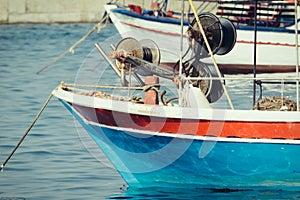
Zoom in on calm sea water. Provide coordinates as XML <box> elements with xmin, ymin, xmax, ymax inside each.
<box><xmin>0</xmin><ymin>23</ymin><xmax>299</xmax><ymax>199</ymax></box>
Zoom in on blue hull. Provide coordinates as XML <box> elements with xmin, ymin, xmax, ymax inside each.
<box><xmin>61</xmin><ymin>100</ymin><xmax>300</xmax><ymax>190</ymax></box>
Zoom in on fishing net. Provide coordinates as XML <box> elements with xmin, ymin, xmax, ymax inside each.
<box><xmin>253</xmin><ymin>96</ymin><xmax>297</xmax><ymax>111</ymax></box>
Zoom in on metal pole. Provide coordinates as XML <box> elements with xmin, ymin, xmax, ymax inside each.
<box><xmin>95</xmin><ymin>43</ymin><xmax>122</xmax><ymax>77</ymax></box>
<box><xmin>178</xmin><ymin>0</ymin><xmax>185</xmax><ymax>106</ymax></box>
<box><xmin>295</xmin><ymin>1</ymin><xmax>299</xmax><ymax>111</ymax></box>
<box><xmin>253</xmin><ymin>0</ymin><xmax>258</xmax><ymax>107</ymax></box>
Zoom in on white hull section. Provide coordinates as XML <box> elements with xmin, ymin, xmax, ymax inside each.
<box><xmin>105</xmin><ymin>5</ymin><xmax>300</xmax><ymax>68</ymax></box>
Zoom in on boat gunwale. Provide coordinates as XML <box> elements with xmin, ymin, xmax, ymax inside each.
<box><xmin>107</xmin><ymin>4</ymin><xmax>300</xmax><ymax>34</ymax></box>
<box><xmin>52</xmin><ymin>85</ymin><xmax>300</xmax><ymax>123</ymax></box>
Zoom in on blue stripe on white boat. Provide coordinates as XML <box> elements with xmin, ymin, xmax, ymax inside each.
<box><xmin>112</xmin><ymin>8</ymin><xmax>300</xmax><ymax>34</ymax></box>
<box><xmin>113</xmin><ymin>8</ymin><xmax>193</xmax><ymax>26</ymax></box>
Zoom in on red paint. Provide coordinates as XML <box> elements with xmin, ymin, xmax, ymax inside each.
<box><xmin>144</xmin><ymin>76</ymin><xmax>159</xmax><ymax>105</ymax></box>
<box><xmin>128</xmin><ymin>4</ymin><xmax>142</xmax><ymax>15</ymax></box>
<box><xmin>72</xmin><ymin>104</ymin><xmax>300</xmax><ymax>140</ymax></box>
<box><xmin>121</xmin><ymin>21</ymin><xmax>183</xmax><ymax>37</ymax></box>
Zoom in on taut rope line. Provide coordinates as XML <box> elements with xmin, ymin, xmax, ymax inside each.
<box><xmin>188</xmin><ymin>0</ymin><xmax>235</xmax><ymax>110</ymax></box>
<box><xmin>36</xmin><ymin>15</ymin><xmax>109</xmax><ymax>75</ymax></box>
<box><xmin>0</xmin><ymin>93</ymin><xmax>53</xmax><ymax>172</ymax></box>
<box><xmin>62</xmin><ymin>82</ymin><xmax>160</xmax><ymax>91</ymax></box>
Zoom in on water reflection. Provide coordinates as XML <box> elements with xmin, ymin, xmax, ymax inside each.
<box><xmin>109</xmin><ymin>186</ymin><xmax>300</xmax><ymax>200</ymax></box>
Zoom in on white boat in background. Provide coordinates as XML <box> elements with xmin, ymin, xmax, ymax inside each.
<box><xmin>104</xmin><ymin>0</ymin><xmax>300</xmax><ymax>74</ymax></box>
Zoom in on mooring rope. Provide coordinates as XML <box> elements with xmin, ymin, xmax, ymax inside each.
<box><xmin>0</xmin><ymin>93</ymin><xmax>53</xmax><ymax>172</ymax></box>
<box><xmin>36</xmin><ymin>15</ymin><xmax>109</xmax><ymax>75</ymax></box>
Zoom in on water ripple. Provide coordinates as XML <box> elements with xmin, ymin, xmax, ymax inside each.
<box><xmin>0</xmin><ymin>23</ymin><xmax>298</xmax><ymax>199</ymax></box>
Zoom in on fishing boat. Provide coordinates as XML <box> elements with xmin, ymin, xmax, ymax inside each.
<box><xmin>52</xmin><ymin>0</ymin><xmax>300</xmax><ymax>190</ymax></box>
<box><xmin>104</xmin><ymin>0</ymin><xmax>300</xmax><ymax>74</ymax></box>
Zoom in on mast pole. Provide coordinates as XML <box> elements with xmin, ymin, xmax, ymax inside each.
<box><xmin>178</xmin><ymin>0</ymin><xmax>185</xmax><ymax>106</ymax></box>
<box><xmin>162</xmin><ymin>0</ymin><xmax>168</xmax><ymax>11</ymax></box>
<box><xmin>253</xmin><ymin>0</ymin><xmax>258</xmax><ymax>107</ymax></box>
<box><xmin>295</xmin><ymin>1</ymin><xmax>299</xmax><ymax>111</ymax></box>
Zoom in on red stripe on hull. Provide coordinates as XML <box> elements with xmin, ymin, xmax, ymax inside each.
<box><xmin>121</xmin><ymin>21</ymin><xmax>298</xmax><ymax>47</ymax></box>
<box><xmin>121</xmin><ymin>21</ymin><xmax>182</xmax><ymax>37</ymax></box>
<box><xmin>72</xmin><ymin>104</ymin><xmax>300</xmax><ymax>140</ymax></box>
<box><xmin>160</xmin><ymin>62</ymin><xmax>299</xmax><ymax>74</ymax></box>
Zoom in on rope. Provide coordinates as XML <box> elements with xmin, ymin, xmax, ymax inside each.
<box><xmin>62</xmin><ymin>82</ymin><xmax>160</xmax><ymax>91</ymax></box>
<box><xmin>36</xmin><ymin>15</ymin><xmax>109</xmax><ymax>75</ymax></box>
<box><xmin>0</xmin><ymin>93</ymin><xmax>53</xmax><ymax>172</ymax></box>
<box><xmin>188</xmin><ymin>0</ymin><xmax>235</xmax><ymax>110</ymax></box>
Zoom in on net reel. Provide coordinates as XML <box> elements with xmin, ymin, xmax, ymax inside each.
<box><xmin>180</xmin><ymin>12</ymin><xmax>236</xmax><ymax>103</ymax></box>
<box><xmin>187</xmin><ymin>12</ymin><xmax>237</xmax><ymax>58</ymax></box>
<box><xmin>114</xmin><ymin>37</ymin><xmax>161</xmax><ymax>76</ymax></box>
<box><xmin>183</xmin><ymin>60</ymin><xmax>224</xmax><ymax>103</ymax></box>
